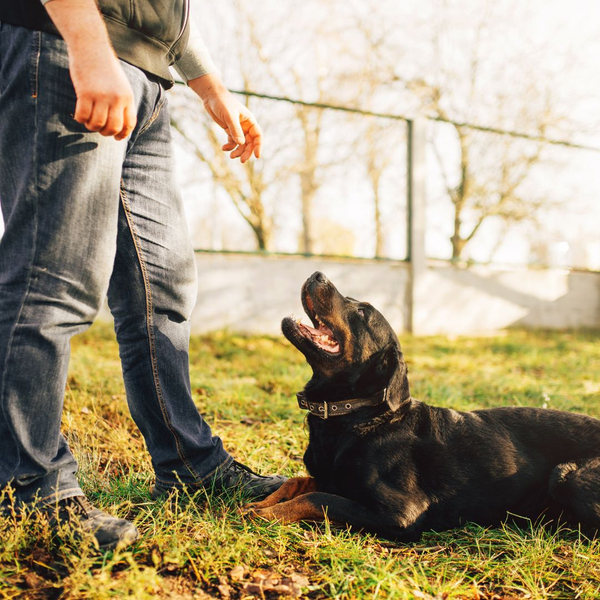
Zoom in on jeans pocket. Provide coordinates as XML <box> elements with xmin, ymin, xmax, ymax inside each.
<box><xmin>137</xmin><ymin>83</ymin><xmax>166</xmax><ymax>136</ymax></box>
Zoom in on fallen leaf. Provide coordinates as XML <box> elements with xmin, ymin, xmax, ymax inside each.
<box><xmin>289</xmin><ymin>572</ymin><xmax>310</xmax><ymax>587</ymax></box>
<box><xmin>23</xmin><ymin>572</ymin><xmax>46</xmax><ymax>589</ymax></box>
<box><xmin>229</xmin><ymin>564</ymin><xmax>247</xmax><ymax>581</ymax></box>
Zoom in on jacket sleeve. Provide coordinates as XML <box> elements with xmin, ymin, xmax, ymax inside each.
<box><xmin>173</xmin><ymin>20</ymin><xmax>218</xmax><ymax>82</ymax></box>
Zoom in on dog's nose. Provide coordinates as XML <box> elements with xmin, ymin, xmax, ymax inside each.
<box><xmin>311</xmin><ymin>271</ymin><xmax>328</xmax><ymax>284</ymax></box>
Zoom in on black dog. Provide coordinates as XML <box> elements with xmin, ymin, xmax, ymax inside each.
<box><xmin>247</xmin><ymin>272</ymin><xmax>600</xmax><ymax>541</ymax></box>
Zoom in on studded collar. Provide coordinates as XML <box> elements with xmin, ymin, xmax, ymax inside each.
<box><xmin>296</xmin><ymin>388</ymin><xmax>389</xmax><ymax>419</ymax></box>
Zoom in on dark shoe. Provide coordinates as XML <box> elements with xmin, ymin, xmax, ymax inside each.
<box><xmin>47</xmin><ymin>495</ymin><xmax>139</xmax><ymax>551</ymax></box>
<box><xmin>151</xmin><ymin>460</ymin><xmax>287</xmax><ymax>501</ymax></box>
<box><xmin>213</xmin><ymin>460</ymin><xmax>287</xmax><ymax>500</ymax></box>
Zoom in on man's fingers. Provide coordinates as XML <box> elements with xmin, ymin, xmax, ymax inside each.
<box><xmin>242</xmin><ymin>117</ymin><xmax>263</xmax><ymax>159</ymax></box>
<box><xmin>74</xmin><ymin>95</ymin><xmax>93</xmax><ymax>125</ymax></box>
<box><xmin>115</xmin><ymin>101</ymin><xmax>137</xmax><ymax>140</ymax></box>
<box><xmin>253</xmin><ymin>134</ymin><xmax>262</xmax><ymax>159</ymax></box>
<box><xmin>240</xmin><ymin>143</ymin><xmax>254</xmax><ymax>163</ymax></box>
<box><xmin>69</xmin><ymin>51</ymin><xmax>137</xmax><ymax>140</ymax></box>
<box><xmin>226</xmin><ymin>133</ymin><xmax>260</xmax><ymax>162</ymax></box>
<box><xmin>74</xmin><ymin>93</ymin><xmax>136</xmax><ymax>140</ymax></box>
<box><xmin>85</xmin><ymin>101</ymin><xmax>110</xmax><ymax>132</ymax></box>
<box><xmin>99</xmin><ymin>106</ymin><xmax>124</xmax><ymax>138</ymax></box>
<box><xmin>199</xmin><ymin>89</ymin><xmax>263</xmax><ymax>161</ymax></box>
<box><xmin>224</xmin><ymin>112</ymin><xmax>245</xmax><ymax>145</ymax></box>
<box><xmin>229</xmin><ymin>142</ymin><xmax>246</xmax><ymax>159</ymax></box>
<box><xmin>222</xmin><ymin>134</ymin><xmax>237</xmax><ymax>151</ymax></box>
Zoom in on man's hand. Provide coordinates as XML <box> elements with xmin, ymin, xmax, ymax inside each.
<box><xmin>68</xmin><ymin>49</ymin><xmax>136</xmax><ymax>140</ymax></box>
<box><xmin>44</xmin><ymin>0</ymin><xmax>136</xmax><ymax>140</ymax></box>
<box><xmin>189</xmin><ymin>74</ymin><xmax>263</xmax><ymax>163</ymax></box>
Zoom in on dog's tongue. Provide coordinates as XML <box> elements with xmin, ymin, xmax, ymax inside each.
<box><xmin>302</xmin><ymin>323</ymin><xmax>321</xmax><ymax>336</ymax></box>
<box><xmin>295</xmin><ymin>317</ymin><xmax>340</xmax><ymax>353</ymax></box>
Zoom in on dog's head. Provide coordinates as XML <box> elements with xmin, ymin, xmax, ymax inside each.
<box><xmin>281</xmin><ymin>272</ymin><xmax>410</xmax><ymax>410</ymax></box>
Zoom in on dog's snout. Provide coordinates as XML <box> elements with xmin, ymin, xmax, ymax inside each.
<box><xmin>311</xmin><ymin>271</ymin><xmax>328</xmax><ymax>285</ymax></box>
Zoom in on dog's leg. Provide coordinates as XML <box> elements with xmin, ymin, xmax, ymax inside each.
<box><xmin>247</xmin><ymin>491</ymin><xmax>423</xmax><ymax>542</ymax></box>
<box><xmin>549</xmin><ymin>458</ymin><xmax>600</xmax><ymax>531</ymax></box>
<box><xmin>246</xmin><ymin>476</ymin><xmax>318</xmax><ymax>509</ymax></box>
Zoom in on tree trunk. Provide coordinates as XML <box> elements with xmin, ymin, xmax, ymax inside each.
<box><xmin>370</xmin><ymin>172</ymin><xmax>383</xmax><ymax>258</ymax></box>
<box><xmin>450</xmin><ymin>126</ymin><xmax>470</xmax><ymax>261</ymax></box>
<box><xmin>299</xmin><ymin>175</ymin><xmax>316</xmax><ymax>254</ymax></box>
<box><xmin>450</xmin><ymin>230</ymin><xmax>466</xmax><ymax>261</ymax></box>
<box><xmin>297</xmin><ymin>106</ymin><xmax>321</xmax><ymax>255</ymax></box>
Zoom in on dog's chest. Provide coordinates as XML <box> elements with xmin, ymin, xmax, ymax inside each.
<box><xmin>304</xmin><ymin>419</ymin><xmax>364</xmax><ymax>492</ymax></box>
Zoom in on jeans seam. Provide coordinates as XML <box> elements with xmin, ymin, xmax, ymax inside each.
<box><xmin>31</xmin><ymin>30</ymin><xmax>41</xmax><ymax>99</ymax></box>
<box><xmin>137</xmin><ymin>87</ymin><xmax>166</xmax><ymax>137</ymax></box>
<box><xmin>119</xmin><ymin>184</ymin><xmax>201</xmax><ymax>482</ymax></box>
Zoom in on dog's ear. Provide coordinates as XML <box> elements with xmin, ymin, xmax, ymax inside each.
<box><xmin>363</xmin><ymin>343</ymin><xmax>410</xmax><ymax>411</ymax></box>
<box><xmin>353</xmin><ymin>343</ymin><xmax>410</xmax><ymax>410</ymax></box>
<box><xmin>386</xmin><ymin>347</ymin><xmax>411</xmax><ymax>412</ymax></box>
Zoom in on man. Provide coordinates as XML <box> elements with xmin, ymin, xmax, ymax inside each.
<box><xmin>0</xmin><ymin>0</ymin><xmax>284</xmax><ymax>551</ymax></box>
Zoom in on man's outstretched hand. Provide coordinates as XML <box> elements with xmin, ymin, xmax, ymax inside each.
<box><xmin>189</xmin><ymin>73</ymin><xmax>263</xmax><ymax>163</ymax></box>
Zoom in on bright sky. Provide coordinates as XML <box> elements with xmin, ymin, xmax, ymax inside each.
<box><xmin>180</xmin><ymin>0</ymin><xmax>600</xmax><ymax>268</ymax></box>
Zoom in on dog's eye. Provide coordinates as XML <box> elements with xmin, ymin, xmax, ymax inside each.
<box><xmin>357</xmin><ymin>307</ymin><xmax>366</xmax><ymax>317</ymax></box>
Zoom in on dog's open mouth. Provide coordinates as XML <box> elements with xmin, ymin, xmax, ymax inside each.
<box><xmin>285</xmin><ymin>293</ymin><xmax>341</xmax><ymax>355</ymax></box>
<box><xmin>293</xmin><ymin>314</ymin><xmax>340</xmax><ymax>354</ymax></box>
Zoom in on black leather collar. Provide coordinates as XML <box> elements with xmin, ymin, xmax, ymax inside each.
<box><xmin>297</xmin><ymin>388</ymin><xmax>388</xmax><ymax>419</ymax></box>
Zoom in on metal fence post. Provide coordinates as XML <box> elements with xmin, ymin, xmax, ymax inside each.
<box><xmin>406</xmin><ymin>118</ymin><xmax>427</xmax><ymax>334</ymax></box>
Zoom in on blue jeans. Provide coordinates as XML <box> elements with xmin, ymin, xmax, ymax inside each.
<box><xmin>0</xmin><ymin>22</ymin><xmax>231</xmax><ymax>506</ymax></box>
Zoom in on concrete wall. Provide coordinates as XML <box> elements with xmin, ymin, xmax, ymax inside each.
<box><xmin>191</xmin><ymin>253</ymin><xmax>411</xmax><ymax>334</ymax></box>
<box><xmin>191</xmin><ymin>253</ymin><xmax>600</xmax><ymax>335</ymax></box>
<box><xmin>98</xmin><ymin>252</ymin><xmax>600</xmax><ymax>335</ymax></box>
<box><xmin>413</xmin><ymin>263</ymin><xmax>600</xmax><ymax>335</ymax></box>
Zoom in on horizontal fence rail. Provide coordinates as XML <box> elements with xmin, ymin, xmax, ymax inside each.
<box><xmin>229</xmin><ymin>89</ymin><xmax>600</xmax><ymax>154</ymax></box>
<box><xmin>173</xmin><ymin>81</ymin><xmax>600</xmax><ymax>153</ymax></box>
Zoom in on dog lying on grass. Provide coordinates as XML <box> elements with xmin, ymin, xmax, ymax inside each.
<box><xmin>246</xmin><ymin>271</ymin><xmax>600</xmax><ymax>542</ymax></box>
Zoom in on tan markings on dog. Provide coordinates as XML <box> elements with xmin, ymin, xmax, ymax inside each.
<box><xmin>246</xmin><ymin>477</ymin><xmax>317</xmax><ymax>510</ymax></box>
<box><xmin>249</xmin><ymin>495</ymin><xmax>327</xmax><ymax>524</ymax></box>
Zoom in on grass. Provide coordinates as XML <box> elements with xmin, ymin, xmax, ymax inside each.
<box><xmin>1</xmin><ymin>324</ymin><xmax>600</xmax><ymax>599</ymax></box>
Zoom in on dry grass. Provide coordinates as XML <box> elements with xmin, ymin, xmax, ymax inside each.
<box><xmin>1</xmin><ymin>324</ymin><xmax>599</xmax><ymax>599</ymax></box>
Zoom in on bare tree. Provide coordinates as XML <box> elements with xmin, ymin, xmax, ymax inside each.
<box><xmin>241</xmin><ymin>4</ymin><xmax>348</xmax><ymax>254</ymax></box>
<box><xmin>407</xmin><ymin>72</ymin><xmax>552</xmax><ymax>260</ymax></box>
<box><xmin>348</xmin><ymin>0</ymin><xmax>587</xmax><ymax>262</ymax></box>
<box><xmin>173</xmin><ymin>0</ymin><xmax>350</xmax><ymax>254</ymax></box>
<box><xmin>170</xmin><ymin>90</ymin><xmax>274</xmax><ymax>250</ymax></box>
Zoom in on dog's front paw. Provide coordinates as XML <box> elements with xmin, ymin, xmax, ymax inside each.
<box><xmin>243</xmin><ymin>500</ymin><xmax>265</xmax><ymax>511</ymax></box>
<box><xmin>243</xmin><ymin>504</ymin><xmax>288</xmax><ymax>523</ymax></box>
<box><xmin>239</xmin><ymin>501</ymin><xmax>268</xmax><ymax>517</ymax></box>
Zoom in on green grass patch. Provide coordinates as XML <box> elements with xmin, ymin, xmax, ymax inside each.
<box><xmin>1</xmin><ymin>325</ymin><xmax>599</xmax><ymax>598</ymax></box>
